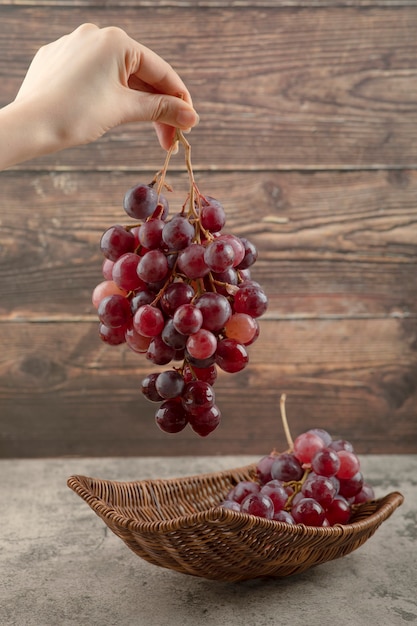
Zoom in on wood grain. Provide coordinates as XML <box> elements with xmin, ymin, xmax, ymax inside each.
<box><xmin>0</xmin><ymin>6</ymin><xmax>416</xmax><ymax>169</ymax></box>
<box><xmin>0</xmin><ymin>1</ymin><xmax>416</xmax><ymax>456</ymax></box>
<box><xmin>1</xmin><ymin>169</ymin><xmax>416</xmax><ymax>318</ymax></box>
<box><xmin>0</xmin><ymin>317</ymin><xmax>416</xmax><ymax>457</ymax></box>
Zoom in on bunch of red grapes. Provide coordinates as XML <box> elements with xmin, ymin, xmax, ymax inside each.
<box><xmin>220</xmin><ymin>428</ymin><xmax>375</xmax><ymax>526</ymax></box>
<box><xmin>92</xmin><ymin>169</ymin><xmax>268</xmax><ymax>437</ymax></box>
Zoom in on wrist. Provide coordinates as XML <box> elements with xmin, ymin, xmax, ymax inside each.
<box><xmin>0</xmin><ymin>98</ymin><xmax>59</xmax><ymax>169</ymax></box>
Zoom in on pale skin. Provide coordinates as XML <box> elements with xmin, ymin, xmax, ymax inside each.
<box><xmin>0</xmin><ymin>23</ymin><xmax>199</xmax><ymax>170</ymax></box>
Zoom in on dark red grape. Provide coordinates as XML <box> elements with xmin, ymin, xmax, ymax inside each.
<box><xmin>141</xmin><ymin>372</ymin><xmax>163</xmax><ymax>402</ymax></box>
<box><xmin>138</xmin><ymin>218</ymin><xmax>165</xmax><ymax>249</ymax></box>
<box><xmin>186</xmin><ymin>329</ymin><xmax>217</xmax><ymax>360</ymax></box>
<box><xmin>195</xmin><ymin>292</ymin><xmax>232</xmax><ymax>332</ymax></box>
<box><xmin>204</xmin><ymin>239</ymin><xmax>235</xmax><ymax>273</ymax></box>
<box><xmin>188</xmin><ymin>404</ymin><xmax>221</xmax><ymax>436</ymax></box>
<box><xmin>155</xmin><ymin>370</ymin><xmax>185</xmax><ymax>399</ymax></box>
<box><xmin>123</xmin><ymin>183</ymin><xmax>168</xmax><ymax>220</ymax></box>
<box><xmin>236</xmin><ymin>238</ymin><xmax>258</xmax><ymax>269</ymax></box>
<box><xmin>155</xmin><ymin>398</ymin><xmax>188</xmax><ymax>433</ymax></box>
<box><xmin>227</xmin><ymin>481</ymin><xmax>260</xmax><ymax>504</ymax></box>
<box><xmin>182</xmin><ymin>380</ymin><xmax>215</xmax><ymax>415</ymax></box>
<box><xmin>160</xmin><ymin>282</ymin><xmax>195</xmax><ymax>316</ymax></box>
<box><xmin>240</xmin><ymin>493</ymin><xmax>274</xmax><ymax>519</ymax></box>
<box><xmin>292</xmin><ymin>497</ymin><xmax>326</xmax><ymax>526</ymax></box>
<box><xmin>99</xmin><ymin>323</ymin><xmax>126</xmax><ymax>346</ymax></box>
<box><xmin>199</xmin><ymin>196</ymin><xmax>226</xmax><ymax>233</ymax></box>
<box><xmin>100</xmin><ymin>225</ymin><xmax>136</xmax><ymax>261</ymax></box>
<box><xmin>162</xmin><ymin>214</ymin><xmax>195</xmax><ymax>250</ymax></box>
<box><xmin>137</xmin><ymin>249</ymin><xmax>169</xmax><ymax>283</ymax></box>
<box><xmin>146</xmin><ymin>336</ymin><xmax>175</xmax><ymax>365</ymax></box>
<box><xmin>177</xmin><ymin>243</ymin><xmax>210</xmax><ymax>279</ymax></box>
<box><xmin>215</xmin><ymin>338</ymin><xmax>248</xmax><ymax>373</ymax></box>
<box><xmin>233</xmin><ymin>281</ymin><xmax>268</xmax><ymax>318</ymax></box>
<box><xmin>97</xmin><ymin>294</ymin><xmax>131</xmax><ymax>328</ymax></box>
<box><xmin>271</xmin><ymin>453</ymin><xmax>303</xmax><ymax>482</ymax></box>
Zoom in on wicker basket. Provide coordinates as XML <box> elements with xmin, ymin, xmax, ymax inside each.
<box><xmin>67</xmin><ymin>463</ymin><xmax>403</xmax><ymax>582</ymax></box>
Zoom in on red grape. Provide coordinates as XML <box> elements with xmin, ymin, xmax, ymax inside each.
<box><xmin>177</xmin><ymin>243</ymin><xmax>210</xmax><ymax>279</ymax></box>
<box><xmin>204</xmin><ymin>239</ymin><xmax>235</xmax><ymax>272</ymax></box>
<box><xmin>100</xmin><ymin>224</ymin><xmax>135</xmax><ymax>261</ymax></box>
<box><xmin>224</xmin><ymin>312</ymin><xmax>258</xmax><ymax>345</ymax></box>
<box><xmin>233</xmin><ymin>281</ymin><xmax>268</xmax><ymax>317</ymax></box>
<box><xmin>301</xmin><ymin>473</ymin><xmax>337</xmax><ymax>507</ymax></box>
<box><xmin>241</xmin><ymin>493</ymin><xmax>274</xmax><ymax>519</ymax></box>
<box><xmin>160</xmin><ymin>282</ymin><xmax>195</xmax><ymax>316</ymax></box>
<box><xmin>182</xmin><ymin>380</ymin><xmax>215</xmax><ymax>415</ymax></box>
<box><xmin>336</xmin><ymin>451</ymin><xmax>361</xmax><ymax>479</ymax></box>
<box><xmin>215</xmin><ymin>338</ymin><xmax>248</xmax><ymax>373</ymax></box>
<box><xmin>98</xmin><ymin>294</ymin><xmax>131</xmax><ymax>328</ymax></box>
<box><xmin>199</xmin><ymin>196</ymin><xmax>226</xmax><ymax>233</ymax></box>
<box><xmin>137</xmin><ymin>250</ymin><xmax>169</xmax><ymax>283</ymax></box>
<box><xmin>188</xmin><ymin>404</ymin><xmax>221</xmax><ymax>436</ymax></box>
<box><xmin>123</xmin><ymin>183</ymin><xmax>168</xmax><ymax>221</ymax></box>
<box><xmin>162</xmin><ymin>214</ymin><xmax>195</xmax><ymax>250</ymax></box>
<box><xmin>138</xmin><ymin>218</ymin><xmax>165</xmax><ymax>249</ymax></box>
<box><xmin>271</xmin><ymin>453</ymin><xmax>304</xmax><ymax>482</ymax></box>
<box><xmin>311</xmin><ymin>448</ymin><xmax>341</xmax><ymax>477</ymax></box>
<box><xmin>173</xmin><ymin>304</ymin><xmax>203</xmax><ymax>335</ymax></box>
<box><xmin>92</xmin><ymin>280</ymin><xmax>127</xmax><ymax>308</ymax></box>
<box><xmin>292</xmin><ymin>497</ymin><xmax>326</xmax><ymax>527</ymax></box>
<box><xmin>146</xmin><ymin>336</ymin><xmax>176</xmax><ymax>365</ymax></box>
<box><xmin>186</xmin><ymin>329</ymin><xmax>217</xmax><ymax>360</ymax></box>
<box><xmin>236</xmin><ymin>237</ymin><xmax>258</xmax><ymax>269</ymax></box>
<box><xmin>141</xmin><ymin>373</ymin><xmax>163</xmax><ymax>402</ymax></box>
<box><xmin>155</xmin><ymin>398</ymin><xmax>188</xmax><ymax>433</ymax></box>
<box><xmin>133</xmin><ymin>305</ymin><xmax>164</xmax><ymax>337</ymax></box>
<box><xmin>260</xmin><ymin>481</ymin><xmax>288</xmax><ymax>513</ymax></box>
<box><xmin>325</xmin><ymin>496</ymin><xmax>351</xmax><ymax>525</ymax></box>
<box><xmin>112</xmin><ymin>253</ymin><xmax>144</xmax><ymax>292</ymax></box>
<box><xmin>228</xmin><ymin>481</ymin><xmax>260</xmax><ymax>504</ymax></box>
<box><xmin>256</xmin><ymin>454</ymin><xmax>276</xmax><ymax>484</ymax></box>
<box><xmin>195</xmin><ymin>292</ymin><xmax>232</xmax><ymax>332</ymax></box>
<box><xmin>293</xmin><ymin>432</ymin><xmax>325</xmax><ymax>464</ymax></box>
<box><xmin>99</xmin><ymin>323</ymin><xmax>126</xmax><ymax>346</ymax></box>
<box><xmin>155</xmin><ymin>370</ymin><xmax>185</xmax><ymax>399</ymax></box>
<box><xmin>125</xmin><ymin>326</ymin><xmax>152</xmax><ymax>353</ymax></box>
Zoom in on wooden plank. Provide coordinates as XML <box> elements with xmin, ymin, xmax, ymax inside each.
<box><xmin>1</xmin><ymin>6</ymin><xmax>417</xmax><ymax>169</ymax></box>
<box><xmin>0</xmin><ymin>1</ymin><xmax>415</xmax><ymax>7</ymax></box>
<box><xmin>0</xmin><ymin>169</ymin><xmax>416</xmax><ymax>317</ymax></box>
<box><xmin>0</xmin><ymin>317</ymin><xmax>415</xmax><ymax>457</ymax></box>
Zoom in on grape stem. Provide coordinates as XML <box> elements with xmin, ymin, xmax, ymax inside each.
<box><xmin>280</xmin><ymin>394</ymin><xmax>294</xmax><ymax>451</ymax></box>
<box><xmin>154</xmin><ymin>129</ymin><xmax>196</xmax><ymax>210</ymax></box>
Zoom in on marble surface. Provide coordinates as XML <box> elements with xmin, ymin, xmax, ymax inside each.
<box><xmin>1</xmin><ymin>455</ymin><xmax>416</xmax><ymax>626</ymax></box>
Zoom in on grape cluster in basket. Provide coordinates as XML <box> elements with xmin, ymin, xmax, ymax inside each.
<box><xmin>92</xmin><ymin>131</ymin><xmax>268</xmax><ymax>437</ymax></box>
<box><xmin>220</xmin><ymin>425</ymin><xmax>375</xmax><ymax>526</ymax></box>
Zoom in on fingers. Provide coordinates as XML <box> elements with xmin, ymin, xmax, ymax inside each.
<box><xmin>122</xmin><ymin>89</ymin><xmax>199</xmax><ymax>149</ymax></box>
<box><xmin>103</xmin><ymin>26</ymin><xmax>200</xmax><ymax>148</ymax></box>
<box><xmin>128</xmin><ymin>37</ymin><xmax>194</xmax><ymax>107</ymax></box>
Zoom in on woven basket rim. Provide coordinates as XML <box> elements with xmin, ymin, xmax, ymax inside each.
<box><xmin>67</xmin><ymin>464</ymin><xmax>404</xmax><ymax>537</ymax></box>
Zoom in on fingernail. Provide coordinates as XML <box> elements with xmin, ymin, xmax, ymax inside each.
<box><xmin>176</xmin><ymin>110</ymin><xmax>199</xmax><ymax>129</ymax></box>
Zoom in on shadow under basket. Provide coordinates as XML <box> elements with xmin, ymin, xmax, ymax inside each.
<box><xmin>67</xmin><ymin>464</ymin><xmax>403</xmax><ymax>582</ymax></box>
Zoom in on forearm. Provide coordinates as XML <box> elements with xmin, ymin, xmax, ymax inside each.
<box><xmin>0</xmin><ymin>99</ymin><xmax>58</xmax><ymax>170</ymax></box>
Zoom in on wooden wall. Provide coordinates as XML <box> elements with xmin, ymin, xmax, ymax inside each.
<box><xmin>0</xmin><ymin>1</ymin><xmax>416</xmax><ymax>458</ymax></box>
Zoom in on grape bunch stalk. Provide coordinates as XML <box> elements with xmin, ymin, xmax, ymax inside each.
<box><xmin>92</xmin><ymin>129</ymin><xmax>268</xmax><ymax>437</ymax></box>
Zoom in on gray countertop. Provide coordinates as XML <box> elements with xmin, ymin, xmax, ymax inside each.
<box><xmin>1</xmin><ymin>455</ymin><xmax>416</xmax><ymax>626</ymax></box>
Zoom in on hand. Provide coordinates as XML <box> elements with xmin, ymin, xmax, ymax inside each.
<box><xmin>14</xmin><ymin>23</ymin><xmax>199</xmax><ymax>152</ymax></box>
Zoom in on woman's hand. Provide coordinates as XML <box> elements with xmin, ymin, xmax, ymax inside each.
<box><xmin>0</xmin><ymin>23</ymin><xmax>199</xmax><ymax>169</ymax></box>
